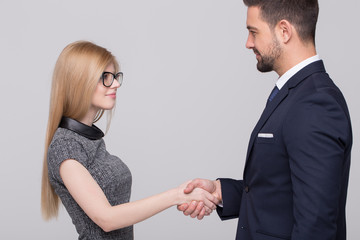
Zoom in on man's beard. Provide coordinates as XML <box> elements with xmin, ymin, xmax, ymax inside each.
<box><xmin>255</xmin><ymin>38</ymin><xmax>282</xmax><ymax>73</ymax></box>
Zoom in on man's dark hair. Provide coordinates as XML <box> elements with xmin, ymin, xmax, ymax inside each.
<box><xmin>243</xmin><ymin>0</ymin><xmax>319</xmax><ymax>44</ymax></box>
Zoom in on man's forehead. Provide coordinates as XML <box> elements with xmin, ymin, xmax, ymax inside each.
<box><xmin>247</xmin><ymin>6</ymin><xmax>260</xmax><ymax>18</ymax></box>
<box><xmin>246</xmin><ymin>7</ymin><xmax>259</xmax><ymax>23</ymax></box>
<box><xmin>246</xmin><ymin>6</ymin><xmax>268</xmax><ymax>29</ymax></box>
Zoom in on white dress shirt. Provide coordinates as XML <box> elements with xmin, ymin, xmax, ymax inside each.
<box><xmin>276</xmin><ymin>55</ymin><xmax>321</xmax><ymax>90</ymax></box>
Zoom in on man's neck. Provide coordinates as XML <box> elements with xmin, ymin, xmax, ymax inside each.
<box><xmin>275</xmin><ymin>42</ymin><xmax>317</xmax><ymax>77</ymax></box>
<box><xmin>275</xmin><ymin>55</ymin><xmax>320</xmax><ymax>90</ymax></box>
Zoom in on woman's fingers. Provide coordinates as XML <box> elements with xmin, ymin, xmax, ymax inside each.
<box><xmin>196</xmin><ymin>188</ymin><xmax>219</xmax><ymax>210</ymax></box>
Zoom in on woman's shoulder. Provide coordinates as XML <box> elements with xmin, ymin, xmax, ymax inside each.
<box><xmin>48</xmin><ymin>127</ymin><xmax>104</xmax><ymax>164</ymax></box>
<box><xmin>48</xmin><ymin>128</ymin><xmax>93</xmax><ymax>170</ymax></box>
<box><xmin>53</xmin><ymin>127</ymin><xmax>81</xmax><ymax>139</ymax></box>
<box><xmin>51</xmin><ymin>127</ymin><xmax>99</xmax><ymax>147</ymax></box>
<box><xmin>48</xmin><ymin>127</ymin><xmax>95</xmax><ymax>158</ymax></box>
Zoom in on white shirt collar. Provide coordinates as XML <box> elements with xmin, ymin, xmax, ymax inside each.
<box><xmin>276</xmin><ymin>55</ymin><xmax>321</xmax><ymax>90</ymax></box>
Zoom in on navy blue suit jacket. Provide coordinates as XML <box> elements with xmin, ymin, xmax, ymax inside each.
<box><xmin>217</xmin><ymin>61</ymin><xmax>352</xmax><ymax>240</ymax></box>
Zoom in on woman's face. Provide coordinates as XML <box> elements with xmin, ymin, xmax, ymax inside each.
<box><xmin>90</xmin><ymin>63</ymin><xmax>121</xmax><ymax>112</ymax></box>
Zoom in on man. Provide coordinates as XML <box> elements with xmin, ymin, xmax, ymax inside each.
<box><xmin>178</xmin><ymin>0</ymin><xmax>352</xmax><ymax>239</ymax></box>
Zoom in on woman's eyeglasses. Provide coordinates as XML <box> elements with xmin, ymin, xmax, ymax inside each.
<box><xmin>101</xmin><ymin>72</ymin><xmax>123</xmax><ymax>87</ymax></box>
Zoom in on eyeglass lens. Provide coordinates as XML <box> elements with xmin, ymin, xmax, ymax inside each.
<box><xmin>102</xmin><ymin>72</ymin><xmax>123</xmax><ymax>87</ymax></box>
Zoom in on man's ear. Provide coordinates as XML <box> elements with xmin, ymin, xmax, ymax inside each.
<box><xmin>276</xmin><ymin>20</ymin><xmax>293</xmax><ymax>43</ymax></box>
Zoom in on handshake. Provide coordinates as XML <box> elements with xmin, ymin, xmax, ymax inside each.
<box><xmin>176</xmin><ymin>178</ymin><xmax>222</xmax><ymax>220</ymax></box>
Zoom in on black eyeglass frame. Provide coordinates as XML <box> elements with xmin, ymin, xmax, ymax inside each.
<box><xmin>101</xmin><ymin>72</ymin><xmax>123</xmax><ymax>87</ymax></box>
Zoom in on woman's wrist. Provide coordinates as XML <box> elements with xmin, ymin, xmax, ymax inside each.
<box><xmin>169</xmin><ymin>186</ymin><xmax>184</xmax><ymax>206</ymax></box>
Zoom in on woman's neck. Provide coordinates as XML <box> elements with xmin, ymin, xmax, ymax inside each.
<box><xmin>79</xmin><ymin>107</ymin><xmax>99</xmax><ymax>126</ymax></box>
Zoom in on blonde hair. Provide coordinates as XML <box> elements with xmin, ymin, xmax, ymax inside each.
<box><xmin>41</xmin><ymin>41</ymin><xmax>119</xmax><ymax>220</ymax></box>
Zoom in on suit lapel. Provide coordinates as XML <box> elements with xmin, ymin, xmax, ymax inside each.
<box><xmin>245</xmin><ymin>87</ymin><xmax>288</xmax><ymax>161</ymax></box>
<box><xmin>244</xmin><ymin>60</ymin><xmax>326</xmax><ymax>174</ymax></box>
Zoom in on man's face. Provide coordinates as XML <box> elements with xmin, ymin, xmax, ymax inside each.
<box><xmin>245</xmin><ymin>6</ymin><xmax>282</xmax><ymax>72</ymax></box>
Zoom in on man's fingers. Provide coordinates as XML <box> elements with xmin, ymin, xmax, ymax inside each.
<box><xmin>183</xmin><ymin>201</ymin><xmax>198</xmax><ymax>216</ymax></box>
<box><xmin>204</xmin><ymin>206</ymin><xmax>212</xmax><ymax>215</ymax></box>
<box><xmin>197</xmin><ymin>207</ymin><xmax>206</xmax><ymax>220</ymax></box>
<box><xmin>190</xmin><ymin>201</ymin><xmax>204</xmax><ymax>218</ymax></box>
<box><xmin>177</xmin><ymin>203</ymin><xmax>188</xmax><ymax>212</ymax></box>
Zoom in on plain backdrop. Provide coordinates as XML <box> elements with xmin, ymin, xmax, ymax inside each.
<box><xmin>0</xmin><ymin>0</ymin><xmax>359</xmax><ymax>239</ymax></box>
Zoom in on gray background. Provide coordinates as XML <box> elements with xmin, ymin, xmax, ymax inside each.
<box><xmin>0</xmin><ymin>0</ymin><xmax>359</xmax><ymax>239</ymax></box>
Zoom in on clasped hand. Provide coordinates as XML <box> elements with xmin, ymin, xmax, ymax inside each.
<box><xmin>177</xmin><ymin>179</ymin><xmax>221</xmax><ymax>220</ymax></box>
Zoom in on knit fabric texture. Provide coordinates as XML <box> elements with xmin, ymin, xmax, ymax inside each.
<box><xmin>48</xmin><ymin>127</ymin><xmax>133</xmax><ymax>240</ymax></box>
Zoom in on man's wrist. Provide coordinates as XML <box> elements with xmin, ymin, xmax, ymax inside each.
<box><xmin>213</xmin><ymin>179</ymin><xmax>222</xmax><ymax>202</ymax></box>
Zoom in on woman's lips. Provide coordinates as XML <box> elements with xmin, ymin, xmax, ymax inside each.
<box><xmin>106</xmin><ymin>93</ymin><xmax>116</xmax><ymax>98</ymax></box>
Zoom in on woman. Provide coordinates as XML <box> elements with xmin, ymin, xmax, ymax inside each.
<box><xmin>41</xmin><ymin>41</ymin><xmax>219</xmax><ymax>239</ymax></box>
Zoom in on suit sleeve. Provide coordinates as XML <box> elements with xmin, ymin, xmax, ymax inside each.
<box><xmin>283</xmin><ymin>91</ymin><xmax>351</xmax><ymax>240</ymax></box>
<box><xmin>216</xmin><ymin>178</ymin><xmax>244</xmax><ymax>220</ymax></box>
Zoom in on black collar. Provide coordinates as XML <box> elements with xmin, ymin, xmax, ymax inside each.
<box><xmin>59</xmin><ymin>117</ymin><xmax>104</xmax><ymax>140</ymax></box>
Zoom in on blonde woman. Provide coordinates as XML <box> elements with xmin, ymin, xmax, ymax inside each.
<box><xmin>41</xmin><ymin>41</ymin><xmax>219</xmax><ymax>239</ymax></box>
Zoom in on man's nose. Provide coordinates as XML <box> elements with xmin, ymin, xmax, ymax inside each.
<box><xmin>246</xmin><ymin>35</ymin><xmax>254</xmax><ymax>49</ymax></box>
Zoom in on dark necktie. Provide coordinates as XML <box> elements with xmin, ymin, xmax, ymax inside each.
<box><xmin>268</xmin><ymin>86</ymin><xmax>279</xmax><ymax>102</ymax></box>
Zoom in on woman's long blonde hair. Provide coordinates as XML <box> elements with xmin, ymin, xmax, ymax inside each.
<box><xmin>41</xmin><ymin>41</ymin><xmax>119</xmax><ymax>220</ymax></box>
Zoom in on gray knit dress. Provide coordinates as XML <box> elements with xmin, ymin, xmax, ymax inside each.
<box><xmin>47</xmin><ymin>118</ymin><xmax>133</xmax><ymax>240</ymax></box>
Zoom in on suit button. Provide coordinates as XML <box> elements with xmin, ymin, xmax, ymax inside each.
<box><xmin>245</xmin><ymin>186</ymin><xmax>249</xmax><ymax>193</ymax></box>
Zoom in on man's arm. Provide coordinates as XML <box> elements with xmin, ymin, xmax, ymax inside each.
<box><xmin>284</xmin><ymin>91</ymin><xmax>351</xmax><ymax>239</ymax></box>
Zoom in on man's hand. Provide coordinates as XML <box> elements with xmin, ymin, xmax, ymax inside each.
<box><xmin>177</xmin><ymin>178</ymin><xmax>222</xmax><ymax>220</ymax></box>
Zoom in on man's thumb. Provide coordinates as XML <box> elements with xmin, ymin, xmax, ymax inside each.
<box><xmin>183</xmin><ymin>182</ymin><xmax>196</xmax><ymax>194</ymax></box>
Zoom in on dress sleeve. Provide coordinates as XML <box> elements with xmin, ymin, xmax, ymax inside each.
<box><xmin>47</xmin><ymin>137</ymin><xmax>89</xmax><ymax>184</ymax></box>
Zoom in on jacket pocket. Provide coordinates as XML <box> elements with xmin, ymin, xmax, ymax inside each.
<box><xmin>256</xmin><ymin>136</ymin><xmax>275</xmax><ymax>144</ymax></box>
<box><xmin>256</xmin><ymin>229</ymin><xmax>290</xmax><ymax>240</ymax></box>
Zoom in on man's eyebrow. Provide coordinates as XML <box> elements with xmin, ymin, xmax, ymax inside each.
<box><xmin>247</xmin><ymin>25</ymin><xmax>258</xmax><ymax>31</ymax></box>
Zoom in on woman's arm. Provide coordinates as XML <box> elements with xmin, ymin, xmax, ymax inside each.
<box><xmin>60</xmin><ymin>159</ymin><xmax>219</xmax><ymax>232</ymax></box>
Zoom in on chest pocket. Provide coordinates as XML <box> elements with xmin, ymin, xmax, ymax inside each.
<box><xmin>256</xmin><ymin>133</ymin><xmax>275</xmax><ymax>144</ymax></box>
